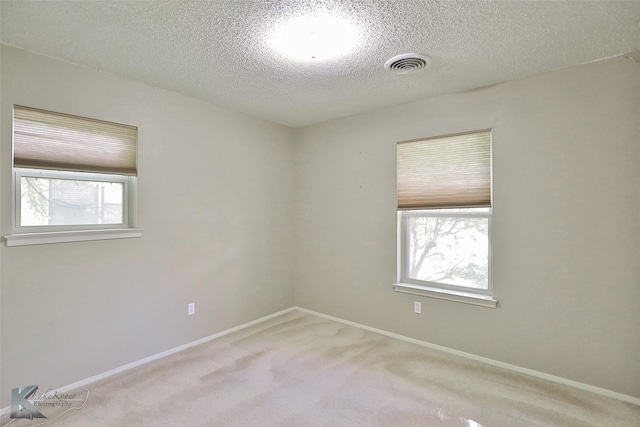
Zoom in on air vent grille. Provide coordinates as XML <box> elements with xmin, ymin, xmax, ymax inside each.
<box><xmin>384</xmin><ymin>53</ymin><xmax>431</xmax><ymax>74</ymax></box>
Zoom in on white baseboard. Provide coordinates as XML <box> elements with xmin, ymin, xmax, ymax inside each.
<box><xmin>295</xmin><ymin>306</ymin><xmax>640</xmax><ymax>407</ymax></box>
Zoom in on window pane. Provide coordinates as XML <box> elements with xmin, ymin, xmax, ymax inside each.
<box><xmin>21</xmin><ymin>177</ymin><xmax>124</xmax><ymax>226</ymax></box>
<box><xmin>407</xmin><ymin>214</ymin><xmax>489</xmax><ymax>290</ymax></box>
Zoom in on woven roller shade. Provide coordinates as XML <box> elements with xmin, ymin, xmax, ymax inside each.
<box><xmin>13</xmin><ymin>105</ymin><xmax>137</xmax><ymax>176</ymax></box>
<box><xmin>397</xmin><ymin>130</ymin><xmax>491</xmax><ymax>209</ymax></box>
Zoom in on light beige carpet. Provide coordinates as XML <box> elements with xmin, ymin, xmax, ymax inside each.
<box><xmin>3</xmin><ymin>310</ymin><xmax>639</xmax><ymax>426</ymax></box>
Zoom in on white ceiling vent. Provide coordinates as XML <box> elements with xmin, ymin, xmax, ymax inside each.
<box><xmin>384</xmin><ymin>53</ymin><xmax>431</xmax><ymax>74</ymax></box>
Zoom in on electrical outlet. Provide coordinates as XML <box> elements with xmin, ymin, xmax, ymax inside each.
<box><xmin>414</xmin><ymin>301</ymin><xmax>422</xmax><ymax>314</ymax></box>
<box><xmin>187</xmin><ymin>302</ymin><xmax>195</xmax><ymax>316</ymax></box>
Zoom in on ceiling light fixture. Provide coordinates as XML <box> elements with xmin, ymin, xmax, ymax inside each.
<box><xmin>270</xmin><ymin>14</ymin><xmax>358</xmax><ymax>61</ymax></box>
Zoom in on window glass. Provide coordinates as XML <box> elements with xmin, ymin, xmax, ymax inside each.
<box><xmin>20</xmin><ymin>175</ymin><xmax>125</xmax><ymax>227</ymax></box>
<box><xmin>404</xmin><ymin>210</ymin><xmax>489</xmax><ymax>291</ymax></box>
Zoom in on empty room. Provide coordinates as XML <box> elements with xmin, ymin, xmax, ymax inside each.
<box><xmin>1</xmin><ymin>1</ymin><xmax>639</xmax><ymax>426</ymax></box>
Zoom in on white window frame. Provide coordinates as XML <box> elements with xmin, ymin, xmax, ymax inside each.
<box><xmin>395</xmin><ymin>208</ymin><xmax>497</xmax><ymax>308</ymax></box>
<box><xmin>14</xmin><ymin>168</ymin><xmax>133</xmax><ymax>233</ymax></box>
<box><xmin>6</xmin><ymin>168</ymin><xmax>141</xmax><ymax>247</ymax></box>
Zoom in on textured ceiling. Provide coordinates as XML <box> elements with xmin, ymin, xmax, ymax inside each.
<box><xmin>1</xmin><ymin>1</ymin><xmax>640</xmax><ymax>127</ymax></box>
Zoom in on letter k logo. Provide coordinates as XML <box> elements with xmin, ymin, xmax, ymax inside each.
<box><xmin>10</xmin><ymin>385</ymin><xmax>47</xmax><ymax>419</ymax></box>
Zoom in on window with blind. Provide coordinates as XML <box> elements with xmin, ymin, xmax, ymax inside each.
<box><xmin>396</xmin><ymin>130</ymin><xmax>495</xmax><ymax>307</ymax></box>
<box><xmin>9</xmin><ymin>105</ymin><xmax>140</xmax><ymax>243</ymax></box>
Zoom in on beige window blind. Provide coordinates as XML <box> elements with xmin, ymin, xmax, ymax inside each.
<box><xmin>397</xmin><ymin>129</ymin><xmax>491</xmax><ymax>210</ymax></box>
<box><xmin>13</xmin><ymin>105</ymin><xmax>137</xmax><ymax>176</ymax></box>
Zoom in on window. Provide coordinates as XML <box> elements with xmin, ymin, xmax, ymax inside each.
<box><xmin>6</xmin><ymin>105</ymin><xmax>142</xmax><ymax>246</ymax></box>
<box><xmin>395</xmin><ymin>130</ymin><xmax>497</xmax><ymax>308</ymax></box>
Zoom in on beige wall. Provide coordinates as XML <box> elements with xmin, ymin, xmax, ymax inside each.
<box><xmin>294</xmin><ymin>54</ymin><xmax>640</xmax><ymax>398</ymax></box>
<box><xmin>0</xmin><ymin>45</ymin><xmax>295</xmax><ymax>406</ymax></box>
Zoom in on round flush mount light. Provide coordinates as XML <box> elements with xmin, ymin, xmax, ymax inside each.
<box><xmin>384</xmin><ymin>53</ymin><xmax>431</xmax><ymax>74</ymax></box>
<box><xmin>270</xmin><ymin>14</ymin><xmax>358</xmax><ymax>61</ymax></box>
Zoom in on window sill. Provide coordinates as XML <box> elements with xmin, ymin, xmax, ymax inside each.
<box><xmin>4</xmin><ymin>228</ymin><xmax>144</xmax><ymax>247</ymax></box>
<box><xmin>393</xmin><ymin>282</ymin><xmax>498</xmax><ymax>308</ymax></box>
